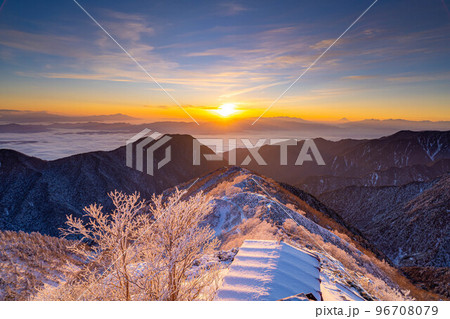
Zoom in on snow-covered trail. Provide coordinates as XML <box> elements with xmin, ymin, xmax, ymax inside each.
<box><xmin>216</xmin><ymin>240</ymin><xmax>321</xmax><ymax>301</ymax></box>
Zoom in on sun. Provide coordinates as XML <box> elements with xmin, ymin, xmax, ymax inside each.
<box><xmin>216</xmin><ymin>103</ymin><xmax>238</xmax><ymax>117</ymax></box>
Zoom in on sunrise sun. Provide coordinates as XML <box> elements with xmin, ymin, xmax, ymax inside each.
<box><xmin>216</xmin><ymin>103</ymin><xmax>238</xmax><ymax>117</ymax></box>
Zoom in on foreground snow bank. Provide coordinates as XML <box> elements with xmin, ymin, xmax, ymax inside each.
<box><xmin>216</xmin><ymin>240</ymin><xmax>321</xmax><ymax>301</ymax></box>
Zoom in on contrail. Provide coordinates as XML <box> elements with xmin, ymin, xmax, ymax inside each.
<box><xmin>73</xmin><ymin>0</ymin><xmax>199</xmax><ymax>125</ymax></box>
<box><xmin>251</xmin><ymin>0</ymin><xmax>378</xmax><ymax>125</ymax></box>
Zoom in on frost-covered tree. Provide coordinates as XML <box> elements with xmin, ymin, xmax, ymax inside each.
<box><xmin>143</xmin><ymin>188</ymin><xmax>219</xmax><ymax>300</ymax></box>
<box><xmin>35</xmin><ymin>189</ymin><xmax>219</xmax><ymax>301</ymax></box>
<box><xmin>47</xmin><ymin>191</ymin><xmax>148</xmax><ymax>301</ymax></box>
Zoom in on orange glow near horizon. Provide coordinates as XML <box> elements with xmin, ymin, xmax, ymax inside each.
<box><xmin>1</xmin><ymin>76</ymin><xmax>450</xmax><ymax>122</ymax></box>
<box><xmin>1</xmin><ymin>95</ymin><xmax>450</xmax><ymax>123</ymax></box>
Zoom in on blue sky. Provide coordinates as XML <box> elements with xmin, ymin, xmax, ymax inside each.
<box><xmin>0</xmin><ymin>0</ymin><xmax>449</xmax><ymax>121</ymax></box>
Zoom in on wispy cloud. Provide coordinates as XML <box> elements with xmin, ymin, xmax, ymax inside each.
<box><xmin>0</xmin><ymin>29</ymin><xmax>88</xmax><ymax>58</ymax></box>
<box><xmin>217</xmin><ymin>2</ymin><xmax>248</xmax><ymax>16</ymax></box>
<box><xmin>218</xmin><ymin>80</ymin><xmax>291</xmax><ymax>99</ymax></box>
<box><xmin>3</xmin><ymin>20</ymin><xmax>447</xmax><ymax>102</ymax></box>
<box><xmin>99</xmin><ymin>9</ymin><xmax>156</xmax><ymax>42</ymax></box>
<box><xmin>342</xmin><ymin>75</ymin><xmax>376</xmax><ymax>80</ymax></box>
<box><xmin>387</xmin><ymin>72</ymin><xmax>450</xmax><ymax>83</ymax></box>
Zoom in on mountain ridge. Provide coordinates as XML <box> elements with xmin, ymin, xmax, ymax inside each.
<box><xmin>0</xmin><ymin>134</ymin><xmax>226</xmax><ymax>236</ymax></box>
<box><xmin>319</xmin><ymin>174</ymin><xmax>449</xmax><ymax>268</ymax></box>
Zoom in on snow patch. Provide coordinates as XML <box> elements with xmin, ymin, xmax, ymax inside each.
<box><xmin>216</xmin><ymin>240</ymin><xmax>321</xmax><ymax>301</ymax></box>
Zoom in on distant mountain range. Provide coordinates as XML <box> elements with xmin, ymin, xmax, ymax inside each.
<box><xmin>227</xmin><ymin>130</ymin><xmax>450</xmax><ymax>194</ymax></box>
<box><xmin>0</xmin><ymin>110</ymin><xmax>137</xmax><ymax>123</ymax></box>
<box><xmin>1</xmin><ymin>117</ymin><xmax>449</xmax><ymax>138</ymax></box>
<box><xmin>2</xmin><ymin>117</ymin><xmax>449</xmax><ymax>160</ymax></box>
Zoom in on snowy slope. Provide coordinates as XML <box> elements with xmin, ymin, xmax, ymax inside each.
<box><xmin>216</xmin><ymin>240</ymin><xmax>321</xmax><ymax>301</ymax></box>
<box><xmin>0</xmin><ymin>164</ymin><xmax>427</xmax><ymax>300</ymax></box>
<box><xmin>176</xmin><ymin>166</ymin><xmax>418</xmax><ymax>301</ymax></box>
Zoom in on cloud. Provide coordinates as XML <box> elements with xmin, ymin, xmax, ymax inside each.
<box><xmin>386</xmin><ymin>72</ymin><xmax>450</xmax><ymax>83</ymax></box>
<box><xmin>310</xmin><ymin>39</ymin><xmax>336</xmax><ymax>50</ymax></box>
<box><xmin>148</xmin><ymin>87</ymin><xmax>176</xmax><ymax>92</ymax></box>
<box><xmin>184</xmin><ymin>47</ymin><xmax>266</xmax><ymax>58</ymax></box>
<box><xmin>342</xmin><ymin>75</ymin><xmax>376</xmax><ymax>80</ymax></box>
<box><xmin>0</xmin><ymin>29</ymin><xmax>89</xmax><ymax>58</ymax></box>
<box><xmin>100</xmin><ymin>9</ymin><xmax>155</xmax><ymax>42</ymax></box>
<box><xmin>218</xmin><ymin>80</ymin><xmax>291</xmax><ymax>99</ymax></box>
<box><xmin>0</xmin><ymin>17</ymin><xmax>377</xmax><ymax>101</ymax></box>
<box><xmin>16</xmin><ymin>71</ymin><xmax>130</xmax><ymax>82</ymax></box>
<box><xmin>217</xmin><ymin>2</ymin><xmax>248</xmax><ymax>16</ymax></box>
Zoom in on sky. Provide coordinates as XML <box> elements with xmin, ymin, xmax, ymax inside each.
<box><xmin>0</xmin><ymin>0</ymin><xmax>450</xmax><ymax>123</ymax></box>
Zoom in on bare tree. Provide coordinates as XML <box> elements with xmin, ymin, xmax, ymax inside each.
<box><xmin>142</xmin><ymin>188</ymin><xmax>219</xmax><ymax>300</ymax></box>
<box><xmin>62</xmin><ymin>191</ymin><xmax>147</xmax><ymax>300</ymax></box>
<box><xmin>35</xmin><ymin>189</ymin><xmax>220</xmax><ymax>301</ymax></box>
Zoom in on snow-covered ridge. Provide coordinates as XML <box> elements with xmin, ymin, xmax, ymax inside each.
<box><xmin>178</xmin><ymin>167</ymin><xmax>414</xmax><ymax>301</ymax></box>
